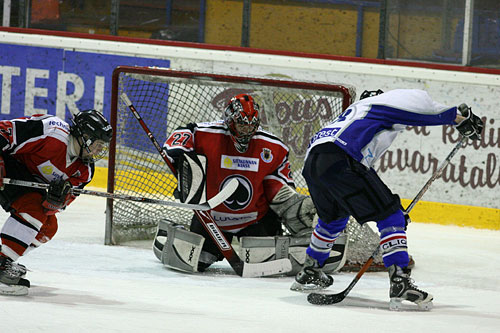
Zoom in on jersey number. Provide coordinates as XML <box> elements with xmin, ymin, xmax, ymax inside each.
<box><xmin>171</xmin><ymin>133</ymin><xmax>192</xmax><ymax>146</ymax></box>
<box><xmin>336</xmin><ymin>108</ymin><xmax>352</xmax><ymax>122</ymax></box>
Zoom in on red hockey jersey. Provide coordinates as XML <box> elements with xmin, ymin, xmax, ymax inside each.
<box><xmin>0</xmin><ymin>114</ymin><xmax>94</xmax><ymax>190</ymax></box>
<box><xmin>164</xmin><ymin>121</ymin><xmax>294</xmax><ymax>232</ymax></box>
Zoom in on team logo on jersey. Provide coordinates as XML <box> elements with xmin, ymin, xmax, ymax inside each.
<box><xmin>221</xmin><ymin>155</ymin><xmax>259</xmax><ymax>172</ymax></box>
<box><xmin>41</xmin><ymin>165</ymin><xmax>54</xmax><ymax>175</ymax></box>
<box><xmin>220</xmin><ymin>175</ymin><xmax>252</xmax><ymax>210</ymax></box>
<box><xmin>260</xmin><ymin>148</ymin><xmax>273</xmax><ymax>163</ymax></box>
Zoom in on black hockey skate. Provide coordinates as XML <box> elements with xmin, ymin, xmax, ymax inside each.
<box><xmin>388</xmin><ymin>264</ymin><xmax>433</xmax><ymax>311</ymax></box>
<box><xmin>0</xmin><ymin>256</ymin><xmax>30</xmax><ymax>296</ymax></box>
<box><xmin>290</xmin><ymin>255</ymin><xmax>333</xmax><ymax>292</ymax></box>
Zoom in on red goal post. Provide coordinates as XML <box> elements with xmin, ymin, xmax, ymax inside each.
<box><xmin>106</xmin><ymin>65</ymin><xmax>383</xmax><ymax>270</ymax></box>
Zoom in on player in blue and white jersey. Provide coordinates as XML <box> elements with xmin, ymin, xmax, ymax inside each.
<box><xmin>290</xmin><ymin>89</ymin><xmax>484</xmax><ymax>310</ymax></box>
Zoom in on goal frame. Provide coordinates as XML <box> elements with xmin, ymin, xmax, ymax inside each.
<box><xmin>105</xmin><ymin>65</ymin><xmax>354</xmax><ymax>245</ymax></box>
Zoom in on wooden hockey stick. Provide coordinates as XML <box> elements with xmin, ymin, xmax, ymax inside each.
<box><xmin>120</xmin><ymin>92</ymin><xmax>292</xmax><ymax>277</ymax></box>
<box><xmin>307</xmin><ymin>136</ymin><xmax>467</xmax><ymax>305</ymax></box>
<box><xmin>3</xmin><ymin>177</ymin><xmax>238</xmax><ymax>211</ymax></box>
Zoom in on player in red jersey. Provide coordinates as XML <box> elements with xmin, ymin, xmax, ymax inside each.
<box><xmin>0</xmin><ymin>110</ymin><xmax>112</xmax><ymax>295</ymax></box>
<box><xmin>154</xmin><ymin>94</ymin><xmax>347</xmax><ymax>274</ymax></box>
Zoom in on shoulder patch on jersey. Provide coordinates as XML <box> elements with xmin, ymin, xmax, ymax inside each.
<box><xmin>260</xmin><ymin>148</ymin><xmax>273</xmax><ymax>163</ymax></box>
<box><xmin>221</xmin><ymin>155</ymin><xmax>259</xmax><ymax>172</ymax></box>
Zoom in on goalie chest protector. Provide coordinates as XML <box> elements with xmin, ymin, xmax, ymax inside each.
<box><xmin>164</xmin><ymin>121</ymin><xmax>294</xmax><ymax>232</ymax></box>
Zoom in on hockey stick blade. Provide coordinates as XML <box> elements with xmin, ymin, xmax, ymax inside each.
<box><xmin>207</xmin><ymin>178</ymin><xmax>239</xmax><ymax>209</ymax></box>
<box><xmin>241</xmin><ymin>258</ymin><xmax>292</xmax><ymax>278</ymax></box>
<box><xmin>3</xmin><ymin>178</ymin><xmax>222</xmax><ymax>211</ymax></box>
<box><xmin>307</xmin><ymin>255</ymin><xmax>375</xmax><ymax>305</ymax></box>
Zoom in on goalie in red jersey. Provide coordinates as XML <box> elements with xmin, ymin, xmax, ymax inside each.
<box><xmin>0</xmin><ymin>110</ymin><xmax>112</xmax><ymax>296</ymax></box>
<box><xmin>154</xmin><ymin>94</ymin><xmax>347</xmax><ymax>274</ymax></box>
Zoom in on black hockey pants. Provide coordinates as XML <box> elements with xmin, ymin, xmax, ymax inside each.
<box><xmin>302</xmin><ymin>142</ymin><xmax>400</xmax><ymax>224</ymax></box>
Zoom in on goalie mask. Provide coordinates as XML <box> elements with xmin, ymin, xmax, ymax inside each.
<box><xmin>223</xmin><ymin>94</ymin><xmax>260</xmax><ymax>153</ymax></box>
<box><xmin>70</xmin><ymin>109</ymin><xmax>113</xmax><ymax>163</ymax></box>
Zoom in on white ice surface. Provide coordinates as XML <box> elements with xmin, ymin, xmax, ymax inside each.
<box><xmin>1</xmin><ymin>194</ymin><xmax>500</xmax><ymax>333</ymax></box>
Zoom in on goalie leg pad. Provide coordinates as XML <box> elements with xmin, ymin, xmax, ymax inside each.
<box><xmin>153</xmin><ymin>220</ymin><xmax>205</xmax><ymax>273</ymax></box>
<box><xmin>239</xmin><ymin>236</ymin><xmax>344</xmax><ymax>276</ymax></box>
<box><xmin>288</xmin><ymin>236</ymin><xmax>311</xmax><ymax>275</ymax></box>
<box><xmin>240</xmin><ymin>236</ymin><xmax>290</xmax><ymax>263</ymax></box>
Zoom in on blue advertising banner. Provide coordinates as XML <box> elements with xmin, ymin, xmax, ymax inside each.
<box><xmin>0</xmin><ymin>43</ymin><xmax>170</xmax><ymax>122</ymax></box>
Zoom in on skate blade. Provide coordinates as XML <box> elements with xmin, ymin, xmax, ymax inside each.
<box><xmin>389</xmin><ymin>298</ymin><xmax>433</xmax><ymax>311</ymax></box>
<box><xmin>0</xmin><ymin>282</ymin><xmax>29</xmax><ymax>296</ymax></box>
<box><xmin>290</xmin><ymin>281</ymin><xmax>328</xmax><ymax>292</ymax></box>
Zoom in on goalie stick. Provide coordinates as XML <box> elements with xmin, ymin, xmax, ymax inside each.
<box><xmin>120</xmin><ymin>92</ymin><xmax>292</xmax><ymax>278</ymax></box>
<box><xmin>3</xmin><ymin>178</ymin><xmax>238</xmax><ymax>211</ymax></box>
<box><xmin>307</xmin><ymin>136</ymin><xmax>467</xmax><ymax>305</ymax></box>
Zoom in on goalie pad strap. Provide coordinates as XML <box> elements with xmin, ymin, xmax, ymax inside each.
<box><xmin>178</xmin><ymin>152</ymin><xmax>207</xmax><ymax>204</ymax></box>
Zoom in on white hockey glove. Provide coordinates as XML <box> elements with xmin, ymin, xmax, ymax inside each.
<box><xmin>269</xmin><ymin>185</ymin><xmax>316</xmax><ymax>237</ymax></box>
<box><xmin>456</xmin><ymin>104</ymin><xmax>484</xmax><ymax>140</ymax></box>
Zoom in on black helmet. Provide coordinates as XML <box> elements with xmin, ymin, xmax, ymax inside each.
<box><xmin>70</xmin><ymin>109</ymin><xmax>112</xmax><ymax>162</ymax></box>
<box><xmin>359</xmin><ymin>89</ymin><xmax>384</xmax><ymax>100</ymax></box>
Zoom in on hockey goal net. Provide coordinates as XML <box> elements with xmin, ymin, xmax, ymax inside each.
<box><xmin>107</xmin><ymin>66</ymin><xmax>384</xmax><ymax>270</ymax></box>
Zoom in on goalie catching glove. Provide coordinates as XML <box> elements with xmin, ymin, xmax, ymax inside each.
<box><xmin>269</xmin><ymin>185</ymin><xmax>316</xmax><ymax>237</ymax></box>
<box><xmin>456</xmin><ymin>103</ymin><xmax>484</xmax><ymax>140</ymax></box>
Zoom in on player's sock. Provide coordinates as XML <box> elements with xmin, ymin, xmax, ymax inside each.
<box><xmin>308</xmin><ymin>217</ymin><xmax>348</xmax><ymax>265</ymax></box>
<box><xmin>376</xmin><ymin>210</ymin><xmax>409</xmax><ymax>267</ymax></box>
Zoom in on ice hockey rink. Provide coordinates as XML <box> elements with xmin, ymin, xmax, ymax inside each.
<box><xmin>1</xmin><ymin>193</ymin><xmax>499</xmax><ymax>333</ymax></box>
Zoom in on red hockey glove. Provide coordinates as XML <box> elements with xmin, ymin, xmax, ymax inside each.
<box><xmin>0</xmin><ymin>155</ymin><xmax>5</xmax><ymax>190</ymax></box>
<box><xmin>42</xmin><ymin>178</ymin><xmax>73</xmax><ymax>213</ymax></box>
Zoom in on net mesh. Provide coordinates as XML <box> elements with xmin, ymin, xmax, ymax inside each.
<box><xmin>108</xmin><ymin>67</ymin><xmax>384</xmax><ymax>269</ymax></box>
